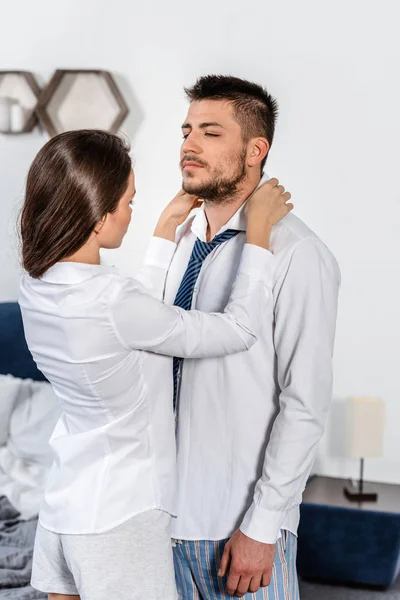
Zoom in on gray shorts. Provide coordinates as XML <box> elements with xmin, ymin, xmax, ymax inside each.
<box><xmin>31</xmin><ymin>509</ymin><xmax>177</xmax><ymax>600</ymax></box>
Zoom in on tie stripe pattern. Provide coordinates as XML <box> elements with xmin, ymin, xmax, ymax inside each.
<box><xmin>173</xmin><ymin>229</ymin><xmax>239</xmax><ymax>404</ymax></box>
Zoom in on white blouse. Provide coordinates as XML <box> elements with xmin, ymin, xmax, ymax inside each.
<box><xmin>19</xmin><ymin>237</ymin><xmax>273</xmax><ymax>534</ymax></box>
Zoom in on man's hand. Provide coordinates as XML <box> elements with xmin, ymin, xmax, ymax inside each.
<box><xmin>218</xmin><ymin>529</ymin><xmax>275</xmax><ymax>597</ymax></box>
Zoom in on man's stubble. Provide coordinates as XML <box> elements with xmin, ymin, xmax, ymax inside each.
<box><xmin>182</xmin><ymin>147</ymin><xmax>248</xmax><ymax>205</ymax></box>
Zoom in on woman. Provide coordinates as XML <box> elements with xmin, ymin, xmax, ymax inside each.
<box><xmin>18</xmin><ymin>129</ymin><xmax>292</xmax><ymax>600</ymax></box>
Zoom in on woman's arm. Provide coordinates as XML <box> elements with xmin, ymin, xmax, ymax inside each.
<box><xmin>130</xmin><ymin>192</ymin><xmax>201</xmax><ymax>300</ymax></box>
<box><xmin>109</xmin><ymin>180</ymin><xmax>293</xmax><ymax>358</ymax></box>
<box><xmin>109</xmin><ymin>243</ymin><xmax>272</xmax><ymax>358</ymax></box>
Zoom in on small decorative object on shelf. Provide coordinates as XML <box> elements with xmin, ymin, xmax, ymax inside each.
<box><xmin>0</xmin><ymin>71</ymin><xmax>41</xmax><ymax>134</ymax></box>
<box><xmin>343</xmin><ymin>396</ymin><xmax>386</xmax><ymax>503</ymax></box>
<box><xmin>36</xmin><ymin>69</ymin><xmax>129</xmax><ymax>137</ymax></box>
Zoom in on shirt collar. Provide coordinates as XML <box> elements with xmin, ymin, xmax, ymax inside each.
<box><xmin>39</xmin><ymin>262</ymin><xmax>118</xmax><ymax>285</ymax></box>
<box><xmin>189</xmin><ymin>172</ymin><xmax>272</xmax><ymax>242</ymax></box>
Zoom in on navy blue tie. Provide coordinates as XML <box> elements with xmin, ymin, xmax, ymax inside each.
<box><xmin>173</xmin><ymin>229</ymin><xmax>239</xmax><ymax>405</ymax></box>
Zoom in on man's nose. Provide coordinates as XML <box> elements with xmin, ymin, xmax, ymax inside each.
<box><xmin>182</xmin><ymin>134</ymin><xmax>202</xmax><ymax>155</ymax></box>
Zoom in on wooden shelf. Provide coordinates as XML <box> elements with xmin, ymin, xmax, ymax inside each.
<box><xmin>0</xmin><ymin>71</ymin><xmax>41</xmax><ymax>134</ymax></box>
<box><xmin>36</xmin><ymin>69</ymin><xmax>129</xmax><ymax>137</ymax></box>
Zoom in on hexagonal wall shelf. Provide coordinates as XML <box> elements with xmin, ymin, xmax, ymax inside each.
<box><xmin>36</xmin><ymin>69</ymin><xmax>129</xmax><ymax>137</ymax></box>
<box><xmin>0</xmin><ymin>71</ymin><xmax>41</xmax><ymax>134</ymax></box>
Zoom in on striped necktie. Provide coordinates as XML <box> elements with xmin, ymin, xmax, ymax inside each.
<box><xmin>173</xmin><ymin>228</ymin><xmax>240</xmax><ymax>405</ymax></box>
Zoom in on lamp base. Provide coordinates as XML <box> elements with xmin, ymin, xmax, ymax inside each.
<box><xmin>343</xmin><ymin>484</ymin><xmax>378</xmax><ymax>503</ymax></box>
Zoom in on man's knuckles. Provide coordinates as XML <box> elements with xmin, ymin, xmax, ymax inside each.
<box><xmin>230</xmin><ymin>563</ymin><xmax>259</xmax><ymax>578</ymax></box>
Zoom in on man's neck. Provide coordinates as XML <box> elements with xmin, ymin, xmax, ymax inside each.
<box><xmin>204</xmin><ymin>174</ymin><xmax>261</xmax><ymax>242</ymax></box>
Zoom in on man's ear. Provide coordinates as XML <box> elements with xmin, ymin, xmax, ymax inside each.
<box><xmin>247</xmin><ymin>137</ymin><xmax>269</xmax><ymax>168</ymax></box>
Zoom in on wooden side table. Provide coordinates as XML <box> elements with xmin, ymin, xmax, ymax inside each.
<box><xmin>297</xmin><ymin>476</ymin><xmax>400</xmax><ymax>587</ymax></box>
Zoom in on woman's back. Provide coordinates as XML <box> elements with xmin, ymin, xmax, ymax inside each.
<box><xmin>20</xmin><ymin>263</ymin><xmax>150</xmax><ymax>432</ymax></box>
<box><xmin>19</xmin><ymin>262</ymin><xmax>177</xmax><ymax>534</ymax></box>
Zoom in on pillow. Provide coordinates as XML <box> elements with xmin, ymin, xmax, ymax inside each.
<box><xmin>7</xmin><ymin>377</ymin><xmax>60</xmax><ymax>465</ymax></box>
<box><xmin>0</xmin><ymin>374</ymin><xmax>22</xmax><ymax>446</ymax></box>
<box><xmin>0</xmin><ymin>374</ymin><xmax>61</xmax><ymax>519</ymax></box>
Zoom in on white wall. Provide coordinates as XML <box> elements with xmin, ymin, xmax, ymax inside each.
<box><xmin>1</xmin><ymin>0</ymin><xmax>399</xmax><ymax>483</ymax></box>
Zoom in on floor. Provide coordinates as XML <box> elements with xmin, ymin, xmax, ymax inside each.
<box><xmin>299</xmin><ymin>575</ymin><xmax>400</xmax><ymax>599</ymax></box>
<box><xmin>2</xmin><ymin>578</ymin><xmax>400</xmax><ymax>599</ymax></box>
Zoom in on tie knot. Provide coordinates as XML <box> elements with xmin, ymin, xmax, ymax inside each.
<box><xmin>212</xmin><ymin>228</ymin><xmax>240</xmax><ymax>244</ymax></box>
<box><xmin>193</xmin><ymin>229</ymin><xmax>239</xmax><ymax>262</ymax></box>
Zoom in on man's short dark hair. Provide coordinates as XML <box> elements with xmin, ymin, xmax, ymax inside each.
<box><xmin>184</xmin><ymin>75</ymin><xmax>278</xmax><ymax>170</ymax></box>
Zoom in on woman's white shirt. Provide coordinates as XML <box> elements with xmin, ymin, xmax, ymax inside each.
<box><xmin>19</xmin><ymin>237</ymin><xmax>273</xmax><ymax>534</ymax></box>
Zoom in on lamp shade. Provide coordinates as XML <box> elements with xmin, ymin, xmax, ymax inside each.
<box><xmin>346</xmin><ymin>397</ymin><xmax>385</xmax><ymax>459</ymax></box>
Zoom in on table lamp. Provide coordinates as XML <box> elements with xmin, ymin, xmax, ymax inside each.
<box><xmin>343</xmin><ymin>396</ymin><xmax>385</xmax><ymax>502</ymax></box>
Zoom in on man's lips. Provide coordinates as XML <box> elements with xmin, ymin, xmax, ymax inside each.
<box><xmin>182</xmin><ymin>161</ymin><xmax>204</xmax><ymax>169</ymax></box>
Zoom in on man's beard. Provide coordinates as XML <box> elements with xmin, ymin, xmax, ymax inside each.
<box><xmin>182</xmin><ymin>148</ymin><xmax>247</xmax><ymax>204</ymax></box>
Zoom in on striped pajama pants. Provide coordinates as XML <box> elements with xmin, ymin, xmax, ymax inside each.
<box><xmin>173</xmin><ymin>531</ymin><xmax>300</xmax><ymax>600</ymax></box>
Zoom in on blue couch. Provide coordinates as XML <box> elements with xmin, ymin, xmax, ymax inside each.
<box><xmin>297</xmin><ymin>477</ymin><xmax>400</xmax><ymax>588</ymax></box>
<box><xmin>0</xmin><ymin>302</ymin><xmax>45</xmax><ymax>381</ymax></box>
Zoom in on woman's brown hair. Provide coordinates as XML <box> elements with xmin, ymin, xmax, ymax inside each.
<box><xmin>20</xmin><ymin>129</ymin><xmax>132</xmax><ymax>278</ymax></box>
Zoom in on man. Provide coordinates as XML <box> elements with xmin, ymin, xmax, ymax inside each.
<box><xmin>164</xmin><ymin>75</ymin><xmax>340</xmax><ymax>599</ymax></box>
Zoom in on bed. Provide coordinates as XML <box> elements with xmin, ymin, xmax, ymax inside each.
<box><xmin>0</xmin><ymin>302</ymin><xmax>53</xmax><ymax>599</ymax></box>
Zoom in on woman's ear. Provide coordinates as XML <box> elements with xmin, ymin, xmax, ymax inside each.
<box><xmin>247</xmin><ymin>137</ymin><xmax>269</xmax><ymax>168</ymax></box>
<box><xmin>94</xmin><ymin>215</ymin><xmax>106</xmax><ymax>235</ymax></box>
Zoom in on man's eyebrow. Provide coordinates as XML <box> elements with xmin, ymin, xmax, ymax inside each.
<box><xmin>181</xmin><ymin>122</ymin><xmax>225</xmax><ymax>130</ymax></box>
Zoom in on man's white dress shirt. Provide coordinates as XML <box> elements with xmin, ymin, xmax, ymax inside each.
<box><xmin>18</xmin><ymin>237</ymin><xmax>274</xmax><ymax>535</ymax></box>
<box><xmin>165</xmin><ymin>177</ymin><xmax>341</xmax><ymax>544</ymax></box>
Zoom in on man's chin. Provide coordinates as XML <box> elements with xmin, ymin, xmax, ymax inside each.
<box><xmin>182</xmin><ymin>177</ymin><xmax>205</xmax><ymax>196</ymax></box>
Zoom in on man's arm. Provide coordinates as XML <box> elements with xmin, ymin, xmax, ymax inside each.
<box><xmin>219</xmin><ymin>237</ymin><xmax>340</xmax><ymax>596</ymax></box>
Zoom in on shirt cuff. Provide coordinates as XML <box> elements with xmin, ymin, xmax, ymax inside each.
<box><xmin>240</xmin><ymin>502</ymin><xmax>286</xmax><ymax>544</ymax></box>
<box><xmin>238</xmin><ymin>244</ymin><xmax>274</xmax><ymax>288</ymax></box>
<box><xmin>144</xmin><ymin>236</ymin><xmax>177</xmax><ymax>270</ymax></box>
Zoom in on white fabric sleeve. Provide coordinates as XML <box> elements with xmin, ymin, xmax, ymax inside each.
<box><xmin>131</xmin><ymin>236</ymin><xmax>177</xmax><ymax>300</ymax></box>
<box><xmin>240</xmin><ymin>238</ymin><xmax>340</xmax><ymax>543</ymax></box>
<box><xmin>109</xmin><ymin>244</ymin><xmax>274</xmax><ymax>358</ymax></box>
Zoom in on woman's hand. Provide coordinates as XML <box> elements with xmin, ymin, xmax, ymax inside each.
<box><xmin>154</xmin><ymin>190</ymin><xmax>202</xmax><ymax>241</ymax></box>
<box><xmin>246</xmin><ymin>179</ymin><xmax>293</xmax><ymax>250</ymax></box>
<box><xmin>163</xmin><ymin>190</ymin><xmax>203</xmax><ymax>226</ymax></box>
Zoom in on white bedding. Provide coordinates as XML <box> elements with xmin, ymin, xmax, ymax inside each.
<box><xmin>0</xmin><ymin>375</ymin><xmax>60</xmax><ymax>519</ymax></box>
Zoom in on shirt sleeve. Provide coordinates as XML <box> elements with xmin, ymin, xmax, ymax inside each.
<box><xmin>109</xmin><ymin>244</ymin><xmax>274</xmax><ymax>358</ymax></box>
<box><xmin>240</xmin><ymin>238</ymin><xmax>340</xmax><ymax>544</ymax></box>
<box><xmin>131</xmin><ymin>236</ymin><xmax>177</xmax><ymax>300</ymax></box>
